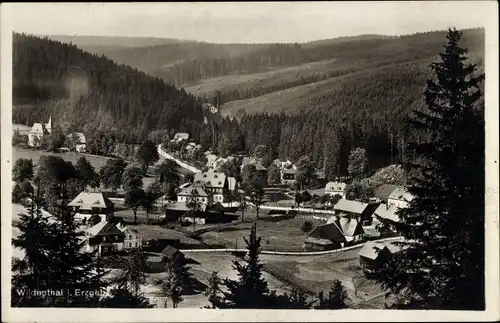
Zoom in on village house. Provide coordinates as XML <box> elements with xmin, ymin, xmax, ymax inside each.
<box><xmin>358</xmin><ymin>240</ymin><xmax>405</xmax><ymax>271</ymax></box>
<box><xmin>28</xmin><ymin>116</ymin><xmax>51</xmax><ymax>147</ymax></box>
<box><xmin>372</xmin><ymin>203</ymin><xmax>400</xmax><ymax>233</ymax></box>
<box><xmin>358</xmin><ymin>241</ymin><xmax>393</xmax><ymax>271</ymax></box>
<box><xmin>304</xmin><ymin>222</ymin><xmax>346</xmax><ymax>251</ymax></box>
<box><xmin>388</xmin><ymin>186</ymin><xmax>415</xmax><ymax>209</ymax></box>
<box><xmin>327</xmin><ymin>216</ymin><xmax>365</xmax><ymax>244</ymax></box>
<box><xmin>176</xmin><ymin>186</ymin><xmax>210</xmax><ymax>205</ymax></box>
<box><xmin>68</xmin><ymin>191</ymin><xmax>115</xmax><ymax>223</ymax></box>
<box><xmin>333</xmin><ymin>199</ymin><xmax>377</xmax><ymax>224</ymax></box>
<box><xmin>280</xmin><ymin>168</ymin><xmax>297</xmax><ymax>185</ymax></box>
<box><xmin>67</xmin><ymin>132</ymin><xmax>87</xmax><ymax>153</ymax></box>
<box><xmin>325</xmin><ymin>181</ymin><xmax>347</xmax><ymax>199</ymax></box>
<box><xmin>193</xmin><ymin>171</ymin><xmax>229</xmax><ymax>203</ymax></box>
<box><xmin>161</xmin><ymin>245</ymin><xmax>185</xmax><ymax>263</ymax></box>
<box><xmin>373</xmin><ymin>184</ymin><xmax>400</xmax><ymax>204</ymax></box>
<box><xmin>116</xmin><ymin>222</ymin><xmax>143</xmax><ymax>250</ymax></box>
<box><xmin>83</xmin><ymin>221</ymin><xmax>142</xmax><ymax>255</ymax></box>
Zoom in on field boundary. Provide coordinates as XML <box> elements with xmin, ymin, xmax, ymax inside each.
<box><xmin>180</xmin><ymin>236</ymin><xmax>402</xmax><ymax>256</ymax></box>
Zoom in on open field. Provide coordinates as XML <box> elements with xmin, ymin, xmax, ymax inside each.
<box><xmin>13</xmin><ymin>123</ymin><xmax>32</xmax><ymax>134</ymax></box>
<box><xmin>199</xmin><ymin>216</ymin><xmax>324</xmax><ymax>251</ymax></box>
<box><xmin>144</xmin><ymin>251</ymin><xmax>293</xmax><ymax>308</ymax></box>
<box><xmin>259</xmin><ymin>248</ymin><xmax>395</xmax><ymax>308</ymax></box>
<box><xmin>184</xmin><ymin>59</ymin><xmax>338</xmax><ymax>96</ymax></box>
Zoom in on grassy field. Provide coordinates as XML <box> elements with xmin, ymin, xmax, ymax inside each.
<box><xmin>199</xmin><ymin>216</ymin><xmax>324</xmax><ymax>251</ymax></box>
<box><xmin>184</xmin><ymin>59</ymin><xmax>338</xmax><ymax>96</ymax></box>
<box><xmin>259</xmin><ymin>248</ymin><xmax>395</xmax><ymax>309</ymax></box>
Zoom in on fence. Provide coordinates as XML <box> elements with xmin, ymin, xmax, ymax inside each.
<box><xmin>260</xmin><ymin>204</ymin><xmax>336</xmax><ymax>215</ymax></box>
<box><xmin>180</xmin><ymin>236</ymin><xmax>403</xmax><ymax>256</ymax></box>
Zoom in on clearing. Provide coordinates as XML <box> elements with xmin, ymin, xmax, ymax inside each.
<box><xmin>199</xmin><ymin>216</ymin><xmax>324</xmax><ymax>252</ymax></box>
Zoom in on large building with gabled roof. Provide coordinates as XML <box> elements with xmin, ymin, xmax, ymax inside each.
<box><xmin>28</xmin><ymin>116</ymin><xmax>52</xmax><ymax>147</ymax></box>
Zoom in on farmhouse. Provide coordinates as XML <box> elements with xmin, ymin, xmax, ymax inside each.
<box><xmin>373</xmin><ymin>184</ymin><xmax>400</xmax><ymax>203</ymax></box>
<box><xmin>325</xmin><ymin>181</ymin><xmax>347</xmax><ymax>199</ymax></box>
<box><xmin>67</xmin><ymin>132</ymin><xmax>87</xmax><ymax>153</ymax></box>
<box><xmin>84</xmin><ymin>221</ymin><xmax>125</xmax><ymax>255</ymax></box>
<box><xmin>116</xmin><ymin>222</ymin><xmax>143</xmax><ymax>250</ymax></box>
<box><xmin>28</xmin><ymin>116</ymin><xmax>52</xmax><ymax>147</ymax></box>
<box><xmin>193</xmin><ymin>171</ymin><xmax>228</xmax><ymax>203</ymax></box>
<box><xmin>328</xmin><ymin>216</ymin><xmax>365</xmax><ymax>243</ymax></box>
<box><xmin>176</xmin><ymin>186</ymin><xmax>210</xmax><ymax>205</ymax></box>
<box><xmin>68</xmin><ymin>191</ymin><xmax>115</xmax><ymax>223</ymax></box>
<box><xmin>280</xmin><ymin>168</ymin><xmax>297</xmax><ymax>185</ymax></box>
<box><xmin>388</xmin><ymin>186</ymin><xmax>414</xmax><ymax>209</ymax></box>
<box><xmin>373</xmin><ymin>203</ymin><xmax>400</xmax><ymax>232</ymax></box>
<box><xmin>358</xmin><ymin>241</ymin><xmax>393</xmax><ymax>271</ymax></box>
<box><xmin>161</xmin><ymin>245</ymin><xmax>185</xmax><ymax>263</ymax></box>
<box><xmin>304</xmin><ymin>222</ymin><xmax>347</xmax><ymax>251</ymax></box>
<box><xmin>333</xmin><ymin>199</ymin><xmax>376</xmax><ymax>223</ymax></box>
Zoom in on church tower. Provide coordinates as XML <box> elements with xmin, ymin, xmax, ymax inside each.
<box><xmin>46</xmin><ymin>115</ymin><xmax>52</xmax><ymax>133</ymax></box>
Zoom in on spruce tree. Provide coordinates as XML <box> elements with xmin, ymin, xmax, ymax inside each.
<box><xmin>373</xmin><ymin>28</ymin><xmax>485</xmax><ymax>310</ymax></box>
<box><xmin>314</xmin><ymin>279</ymin><xmax>348</xmax><ymax>309</ymax></box>
<box><xmin>221</xmin><ymin>223</ymin><xmax>280</xmax><ymax>308</ymax></box>
<box><xmin>162</xmin><ymin>255</ymin><xmax>192</xmax><ymax>308</ymax></box>
<box><xmin>205</xmin><ymin>271</ymin><xmax>224</xmax><ymax>309</ymax></box>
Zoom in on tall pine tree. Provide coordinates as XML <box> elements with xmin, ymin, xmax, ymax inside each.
<box><xmin>373</xmin><ymin>28</ymin><xmax>485</xmax><ymax>310</ymax></box>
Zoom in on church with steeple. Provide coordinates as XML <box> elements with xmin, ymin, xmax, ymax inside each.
<box><xmin>28</xmin><ymin>116</ymin><xmax>52</xmax><ymax>147</ymax></box>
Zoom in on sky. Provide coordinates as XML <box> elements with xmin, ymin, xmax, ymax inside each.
<box><xmin>8</xmin><ymin>2</ymin><xmax>491</xmax><ymax>43</ymax></box>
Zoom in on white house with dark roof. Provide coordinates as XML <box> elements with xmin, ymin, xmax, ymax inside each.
<box><xmin>193</xmin><ymin>171</ymin><xmax>228</xmax><ymax>203</ymax></box>
<box><xmin>325</xmin><ymin>181</ymin><xmax>347</xmax><ymax>199</ymax></box>
<box><xmin>28</xmin><ymin>116</ymin><xmax>52</xmax><ymax>147</ymax></box>
<box><xmin>68</xmin><ymin>191</ymin><xmax>115</xmax><ymax>222</ymax></box>
<box><xmin>388</xmin><ymin>186</ymin><xmax>415</xmax><ymax>209</ymax></box>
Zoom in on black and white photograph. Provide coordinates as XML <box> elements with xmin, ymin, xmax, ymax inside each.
<box><xmin>1</xmin><ymin>2</ymin><xmax>498</xmax><ymax>322</ymax></box>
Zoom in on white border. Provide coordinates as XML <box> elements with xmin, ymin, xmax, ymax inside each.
<box><xmin>1</xmin><ymin>2</ymin><xmax>499</xmax><ymax>322</ymax></box>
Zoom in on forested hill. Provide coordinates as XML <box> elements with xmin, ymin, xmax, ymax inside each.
<box><xmin>12</xmin><ymin>33</ymin><xmax>205</xmax><ymax>143</ymax></box>
<box><xmin>46</xmin><ymin>35</ymin><xmax>186</xmax><ymax>53</ymax></box>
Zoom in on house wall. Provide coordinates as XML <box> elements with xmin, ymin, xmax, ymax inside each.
<box><xmin>28</xmin><ymin>133</ymin><xmax>48</xmax><ymax>147</ymax></box>
<box><xmin>123</xmin><ymin>232</ymin><xmax>142</xmax><ymax>249</ymax></box>
<box><xmin>177</xmin><ymin>195</ymin><xmax>208</xmax><ymax>204</ymax></box>
<box><xmin>325</xmin><ymin>190</ymin><xmax>346</xmax><ymax>199</ymax></box>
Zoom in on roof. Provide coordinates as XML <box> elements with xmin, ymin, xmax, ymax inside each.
<box><xmin>162</xmin><ymin>245</ymin><xmax>182</xmax><ymax>258</ymax></box>
<box><xmin>308</xmin><ymin>223</ymin><xmax>346</xmax><ymax>243</ymax></box>
<box><xmin>68</xmin><ymin>192</ymin><xmax>115</xmax><ymax>210</ymax></box>
<box><xmin>334</xmin><ymin>199</ymin><xmax>369</xmax><ymax>215</ymax></box>
<box><xmin>86</xmin><ymin>221</ymin><xmax>125</xmax><ymax>237</ymax></box>
<box><xmin>388</xmin><ymin>187</ymin><xmax>415</xmax><ymax>203</ymax></box>
<box><xmin>359</xmin><ymin>241</ymin><xmax>389</xmax><ymax>260</ymax></box>
<box><xmin>227</xmin><ymin>177</ymin><xmax>237</xmax><ymax>190</ymax></box>
<box><xmin>325</xmin><ymin>181</ymin><xmax>347</xmax><ymax>192</ymax></box>
<box><xmin>374</xmin><ymin>184</ymin><xmax>400</xmax><ymax>201</ymax></box>
<box><xmin>381</xmin><ymin>241</ymin><xmax>406</xmax><ymax>254</ymax></box>
<box><xmin>177</xmin><ymin>185</ymin><xmax>208</xmax><ymax>198</ymax></box>
<box><xmin>374</xmin><ymin>203</ymin><xmax>400</xmax><ymax>222</ymax></box>
<box><xmin>336</xmin><ymin>217</ymin><xmax>363</xmax><ymax>237</ymax></box>
<box><xmin>29</xmin><ymin>122</ymin><xmax>50</xmax><ymax>135</ymax></box>
<box><xmin>116</xmin><ymin>223</ymin><xmax>139</xmax><ymax>234</ymax></box>
<box><xmin>67</xmin><ymin>132</ymin><xmax>86</xmax><ymax>144</ymax></box>
<box><xmin>193</xmin><ymin>172</ymin><xmax>227</xmax><ymax>188</ymax></box>
<box><xmin>304</xmin><ymin>237</ymin><xmax>335</xmax><ymax>246</ymax></box>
